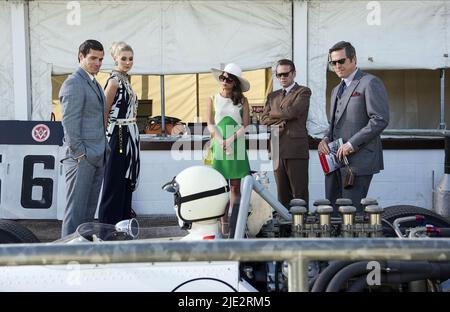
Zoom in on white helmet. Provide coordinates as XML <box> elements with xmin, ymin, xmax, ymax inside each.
<box><xmin>162</xmin><ymin>166</ymin><xmax>230</xmax><ymax>229</ymax></box>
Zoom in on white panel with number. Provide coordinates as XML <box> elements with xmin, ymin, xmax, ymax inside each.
<box><xmin>0</xmin><ymin>145</ymin><xmax>65</xmax><ymax>219</ymax></box>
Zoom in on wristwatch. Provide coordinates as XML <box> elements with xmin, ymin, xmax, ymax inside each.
<box><xmin>75</xmin><ymin>154</ymin><xmax>86</xmax><ymax>163</ymax></box>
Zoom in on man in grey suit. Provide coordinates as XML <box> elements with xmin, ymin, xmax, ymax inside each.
<box><xmin>318</xmin><ymin>41</ymin><xmax>389</xmax><ymax>213</ymax></box>
<box><xmin>60</xmin><ymin>40</ymin><xmax>108</xmax><ymax>236</ymax></box>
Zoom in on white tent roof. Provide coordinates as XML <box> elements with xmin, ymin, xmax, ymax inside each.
<box><xmin>28</xmin><ymin>0</ymin><xmax>291</xmax><ymax>120</ymax></box>
<box><xmin>30</xmin><ymin>0</ymin><xmax>292</xmax><ymax>75</ymax></box>
<box><xmin>1</xmin><ymin>0</ymin><xmax>450</xmax><ymax>135</ymax></box>
<box><xmin>307</xmin><ymin>0</ymin><xmax>450</xmax><ymax>136</ymax></box>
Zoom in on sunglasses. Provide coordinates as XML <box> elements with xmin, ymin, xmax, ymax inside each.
<box><xmin>329</xmin><ymin>58</ymin><xmax>347</xmax><ymax>66</ymax></box>
<box><xmin>219</xmin><ymin>74</ymin><xmax>234</xmax><ymax>83</ymax></box>
<box><xmin>276</xmin><ymin>70</ymin><xmax>292</xmax><ymax>78</ymax></box>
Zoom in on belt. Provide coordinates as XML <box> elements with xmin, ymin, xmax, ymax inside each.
<box><xmin>114</xmin><ymin>118</ymin><xmax>136</xmax><ymax>126</ymax></box>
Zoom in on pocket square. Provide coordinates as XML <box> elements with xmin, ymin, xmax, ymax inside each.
<box><xmin>351</xmin><ymin>91</ymin><xmax>361</xmax><ymax>97</ymax></box>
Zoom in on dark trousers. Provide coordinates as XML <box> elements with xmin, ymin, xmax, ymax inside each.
<box><xmin>274</xmin><ymin>158</ymin><xmax>309</xmax><ymax>209</ymax></box>
<box><xmin>98</xmin><ymin>130</ymin><xmax>133</xmax><ymax>225</ymax></box>
<box><xmin>325</xmin><ymin>167</ymin><xmax>373</xmax><ymax>215</ymax></box>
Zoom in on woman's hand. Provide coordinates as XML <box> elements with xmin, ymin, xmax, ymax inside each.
<box><xmin>217</xmin><ymin>136</ymin><xmax>233</xmax><ymax>155</ymax></box>
<box><xmin>225</xmin><ymin>136</ymin><xmax>234</xmax><ymax>148</ymax></box>
<box><xmin>215</xmin><ymin>136</ymin><xmax>224</xmax><ymax>146</ymax></box>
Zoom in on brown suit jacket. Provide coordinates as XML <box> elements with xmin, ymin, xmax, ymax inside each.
<box><xmin>261</xmin><ymin>83</ymin><xmax>311</xmax><ymax>159</ymax></box>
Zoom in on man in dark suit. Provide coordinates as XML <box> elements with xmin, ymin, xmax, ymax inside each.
<box><xmin>60</xmin><ymin>40</ymin><xmax>108</xmax><ymax>236</ymax></box>
<box><xmin>318</xmin><ymin>41</ymin><xmax>389</xmax><ymax>213</ymax></box>
<box><xmin>261</xmin><ymin>59</ymin><xmax>311</xmax><ymax>208</ymax></box>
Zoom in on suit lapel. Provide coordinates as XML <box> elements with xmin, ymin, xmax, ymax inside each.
<box><xmin>273</xmin><ymin>89</ymin><xmax>284</xmax><ymax>109</ymax></box>
<box><xmin>96</xmin><ymin>80</ymin><xmax>106</xmax><ymax>107</ymax></box>
<box><xmin>334</xmin><ymin>70</ymin><xmax>363</xmax><ymax>125</ymax></box>
<box><xmin>330</xmin><ymin>87</ymin><xmax>338</xmax><ymax>122</ymax></box>
<box><xmin>90</xmin><ymin>79</ymin><xmax>104</xmax><ymax>103</ymax></box>
<box><xmin>280</xmin><ymin>83</ymin><xmax>299</xmax><ymax>109</ymax></box>
<box><xmin>76</xmin><ymin>67</ymin><xmax>104</xmax><ymax>103</ymax></box>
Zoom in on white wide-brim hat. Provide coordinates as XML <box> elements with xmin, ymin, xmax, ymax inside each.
<box><xmin>211</xmin><ymin>63</ymin><xmax>250</xmax><ymax>92</ymax></box>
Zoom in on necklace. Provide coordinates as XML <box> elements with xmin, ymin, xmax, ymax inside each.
<box><xmin>112</xmin><ymin>70</ymin><xmax>130</xmax><ymax>82</ymax></box>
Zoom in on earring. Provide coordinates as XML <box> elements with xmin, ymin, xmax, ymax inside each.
<box><xmin>115</xmin><ymin>61</ymin><xmax>118</xmax><ymax>66</ymax></box>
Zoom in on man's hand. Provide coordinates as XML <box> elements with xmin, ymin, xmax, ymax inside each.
<box><xmin>318</xmin><ymin>138</ymin><xmax>330</xmax><ymax>155</ymax></box>
<box><xmin>336</xmin><ymin>142</ymin><xmax>353</xmax><ymax>160</ymax></box>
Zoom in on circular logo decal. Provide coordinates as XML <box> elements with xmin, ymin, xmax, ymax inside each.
<box><xmin>32</xmin><ymin>124</ymin><xmax>51</xmax><ymax>142</ymax></box>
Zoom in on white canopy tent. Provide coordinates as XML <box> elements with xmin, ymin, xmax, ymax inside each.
<box><xmin>28</xmin><ymin>0</ymin><xmax>292</xmax><ymax>121</ymax></box>
<box><xmin>306</xmin><ymin>0</ymin><xmax>450</xmax><ymax>134</ymax></box>
<box><xmin>1</xmin><ymin>0</ymin><xmax>450</xmax><ymax>136</ymax></box>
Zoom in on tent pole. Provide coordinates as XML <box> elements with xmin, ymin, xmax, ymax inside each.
<box><xmin>440</xmin><ymin>69</ymin><xmax>446</xmax><ymax>130</ymax></box>
<box><xmin>196</xmin><ymin>73</ymin><xmax>200</xmax><ymax>120</ymax></box>
<box><xmin>160</xmin><ymin>75</ymin><xmax>166</xmax><ymax>136</ymax></box>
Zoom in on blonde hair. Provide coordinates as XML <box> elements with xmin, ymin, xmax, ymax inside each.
<box><xmin>110</xmin><ymin>41</ymin><xmax>133</xmax><ymax>59</ymax></box>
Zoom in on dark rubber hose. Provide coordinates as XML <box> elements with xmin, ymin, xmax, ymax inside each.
<box><xmin>336</xmin><ymin>261</ymin><xmax>450</xmax><ymax>292</ymax></box>
<box><xmin>326</xmin><ymin>261</ymin><xmax>369</xmax><ymax>292</ymax></box>
<box><xmin>311</xmin><ymin>261</ymin><xmax>353</xmax><ymax>292</ymax></box>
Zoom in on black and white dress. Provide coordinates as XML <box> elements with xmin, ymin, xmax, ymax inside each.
<box><xmin>99</xmin><ymin>70</ymin><xmax>140</xmax><ymax>225</ymax></box>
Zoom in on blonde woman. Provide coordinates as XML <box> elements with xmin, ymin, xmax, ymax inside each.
<box><xmin>98</xmin><ymin>42</ymin><xmax>140</xmax><ymax>225</ymax></box>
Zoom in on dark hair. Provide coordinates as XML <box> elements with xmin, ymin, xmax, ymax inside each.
<box><xmin>228</xmin><ymin>73</ymin><xmax>244</xmax><ymax>106</ymax></box>
<box><xmin>329</xmin><ymin>41</ymin><xmax>356</xmax><ymax>60</ymax></box>
<box><xmin>276</xmin><ymin>59</ymin><xmax>296</xmax><ymax>72</ymax></box>
<box><xmin>78</xmin><ymin>39</ymin><xmax>104</xmax><ymax>62</ymax></box>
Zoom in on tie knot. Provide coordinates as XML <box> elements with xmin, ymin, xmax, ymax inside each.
<box><xmin>282</xmin><ymin>89</ymin><xmax>287</xmax><ymax>97</ymax></box>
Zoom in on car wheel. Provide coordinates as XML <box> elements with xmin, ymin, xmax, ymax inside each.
<box><xmin>0</xmin><ymin>220</ymin><xmax>40</xmax><ymax>243</ymax></box>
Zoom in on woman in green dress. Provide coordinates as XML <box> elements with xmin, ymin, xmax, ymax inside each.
<box><xmin>207</xmin><ymin>63</ymin><xmax>251</xmax><ymax>236</ymax></box>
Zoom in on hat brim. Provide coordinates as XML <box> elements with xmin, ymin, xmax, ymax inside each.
<box><xmin>211</xmin><ymin>67</ymin><xmax>250</xmax><ymax>92</ymax></box>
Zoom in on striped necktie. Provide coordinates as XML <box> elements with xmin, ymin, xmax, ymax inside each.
<box><xmin>337</xmin><ymin>80</ymin><xmax>347</xmax><ymax>98</ymax></box>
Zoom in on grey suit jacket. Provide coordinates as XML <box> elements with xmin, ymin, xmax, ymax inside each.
<box><xmin>326</xmin><ymin>69</ymin><xmax>389</xmax><ymax>175</ymax></box>
<box><xmin>60</xmin><ymin>67</ymin><xmax>107</xmax><ymax>167</ymax></box>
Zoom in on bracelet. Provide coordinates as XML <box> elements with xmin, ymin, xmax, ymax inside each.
<box><xmin>234</xmin><ymin>133</ymin><xmax>238</xmax><ymax>141</ymax></box>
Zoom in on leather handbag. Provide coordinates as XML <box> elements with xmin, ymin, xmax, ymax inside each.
<box><xmin>144</xmin><ymin>116</ymin><xmax>185</xmax><ymax>135</ymax></box>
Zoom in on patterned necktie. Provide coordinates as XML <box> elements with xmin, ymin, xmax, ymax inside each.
<box><xmin>337</xmin><ymin>80</ymin><xmax>347</xmax><ymax>98</ymax></box>
<box><xmin>282</xmin><ymin>89</ymin><xmax>287</xmax><ymax>98</ymax></box>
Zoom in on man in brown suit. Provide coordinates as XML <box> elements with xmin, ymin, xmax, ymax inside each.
<box><xmin>261</xmin><ymin>59</ymin><xmax>311</xmax><ymax>208</ymax></box>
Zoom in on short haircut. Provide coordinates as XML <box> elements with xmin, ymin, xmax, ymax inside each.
<box><xmin>78</xmin><ymin>40</ymin><xmax>104</xmax><ymax>62</ymax></box>
<box><xmin>276</xmin><ymin>59</ymin><xmax>296</xmax><ymax>72</ymax></box>
<box><xmin>329</xmin><ymin>41</ymin><xmax>356</xmax><ymax>60</ymax></box>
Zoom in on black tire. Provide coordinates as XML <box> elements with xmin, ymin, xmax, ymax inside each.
<box><xmin>0</xmin><ymin>220</ymin><xmax>40</xmax><ymax>243</ymax></box>
<box><xmin>382</xmin><ymin>205</ymin><xmax>450</xmax><ymax>237</ymax></box>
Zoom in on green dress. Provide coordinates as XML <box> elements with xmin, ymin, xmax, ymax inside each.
<box><xmin>211</xmin><ymin>94</ymin><xmax>250</xmax><ymax>179</ymax></box>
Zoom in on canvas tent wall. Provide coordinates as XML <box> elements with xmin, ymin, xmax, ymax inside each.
<box><xmin>1</xmin><ymin>0</ymin><xmax>450</xmax><ymax>135</ymax></box>
<box><xmin>27</xmin><ymin>0</ymin><xmax>291</xmax><ymax>121</ymax></box>
<box><xmin>0</xmin><ymin>2</ymin><xmax>14</xmax><ymax>120</ymax></box>
<box><xmin>307</xmin><ymin>0</ymin><xmax>450</xmax><ymax>133</ymax></box>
